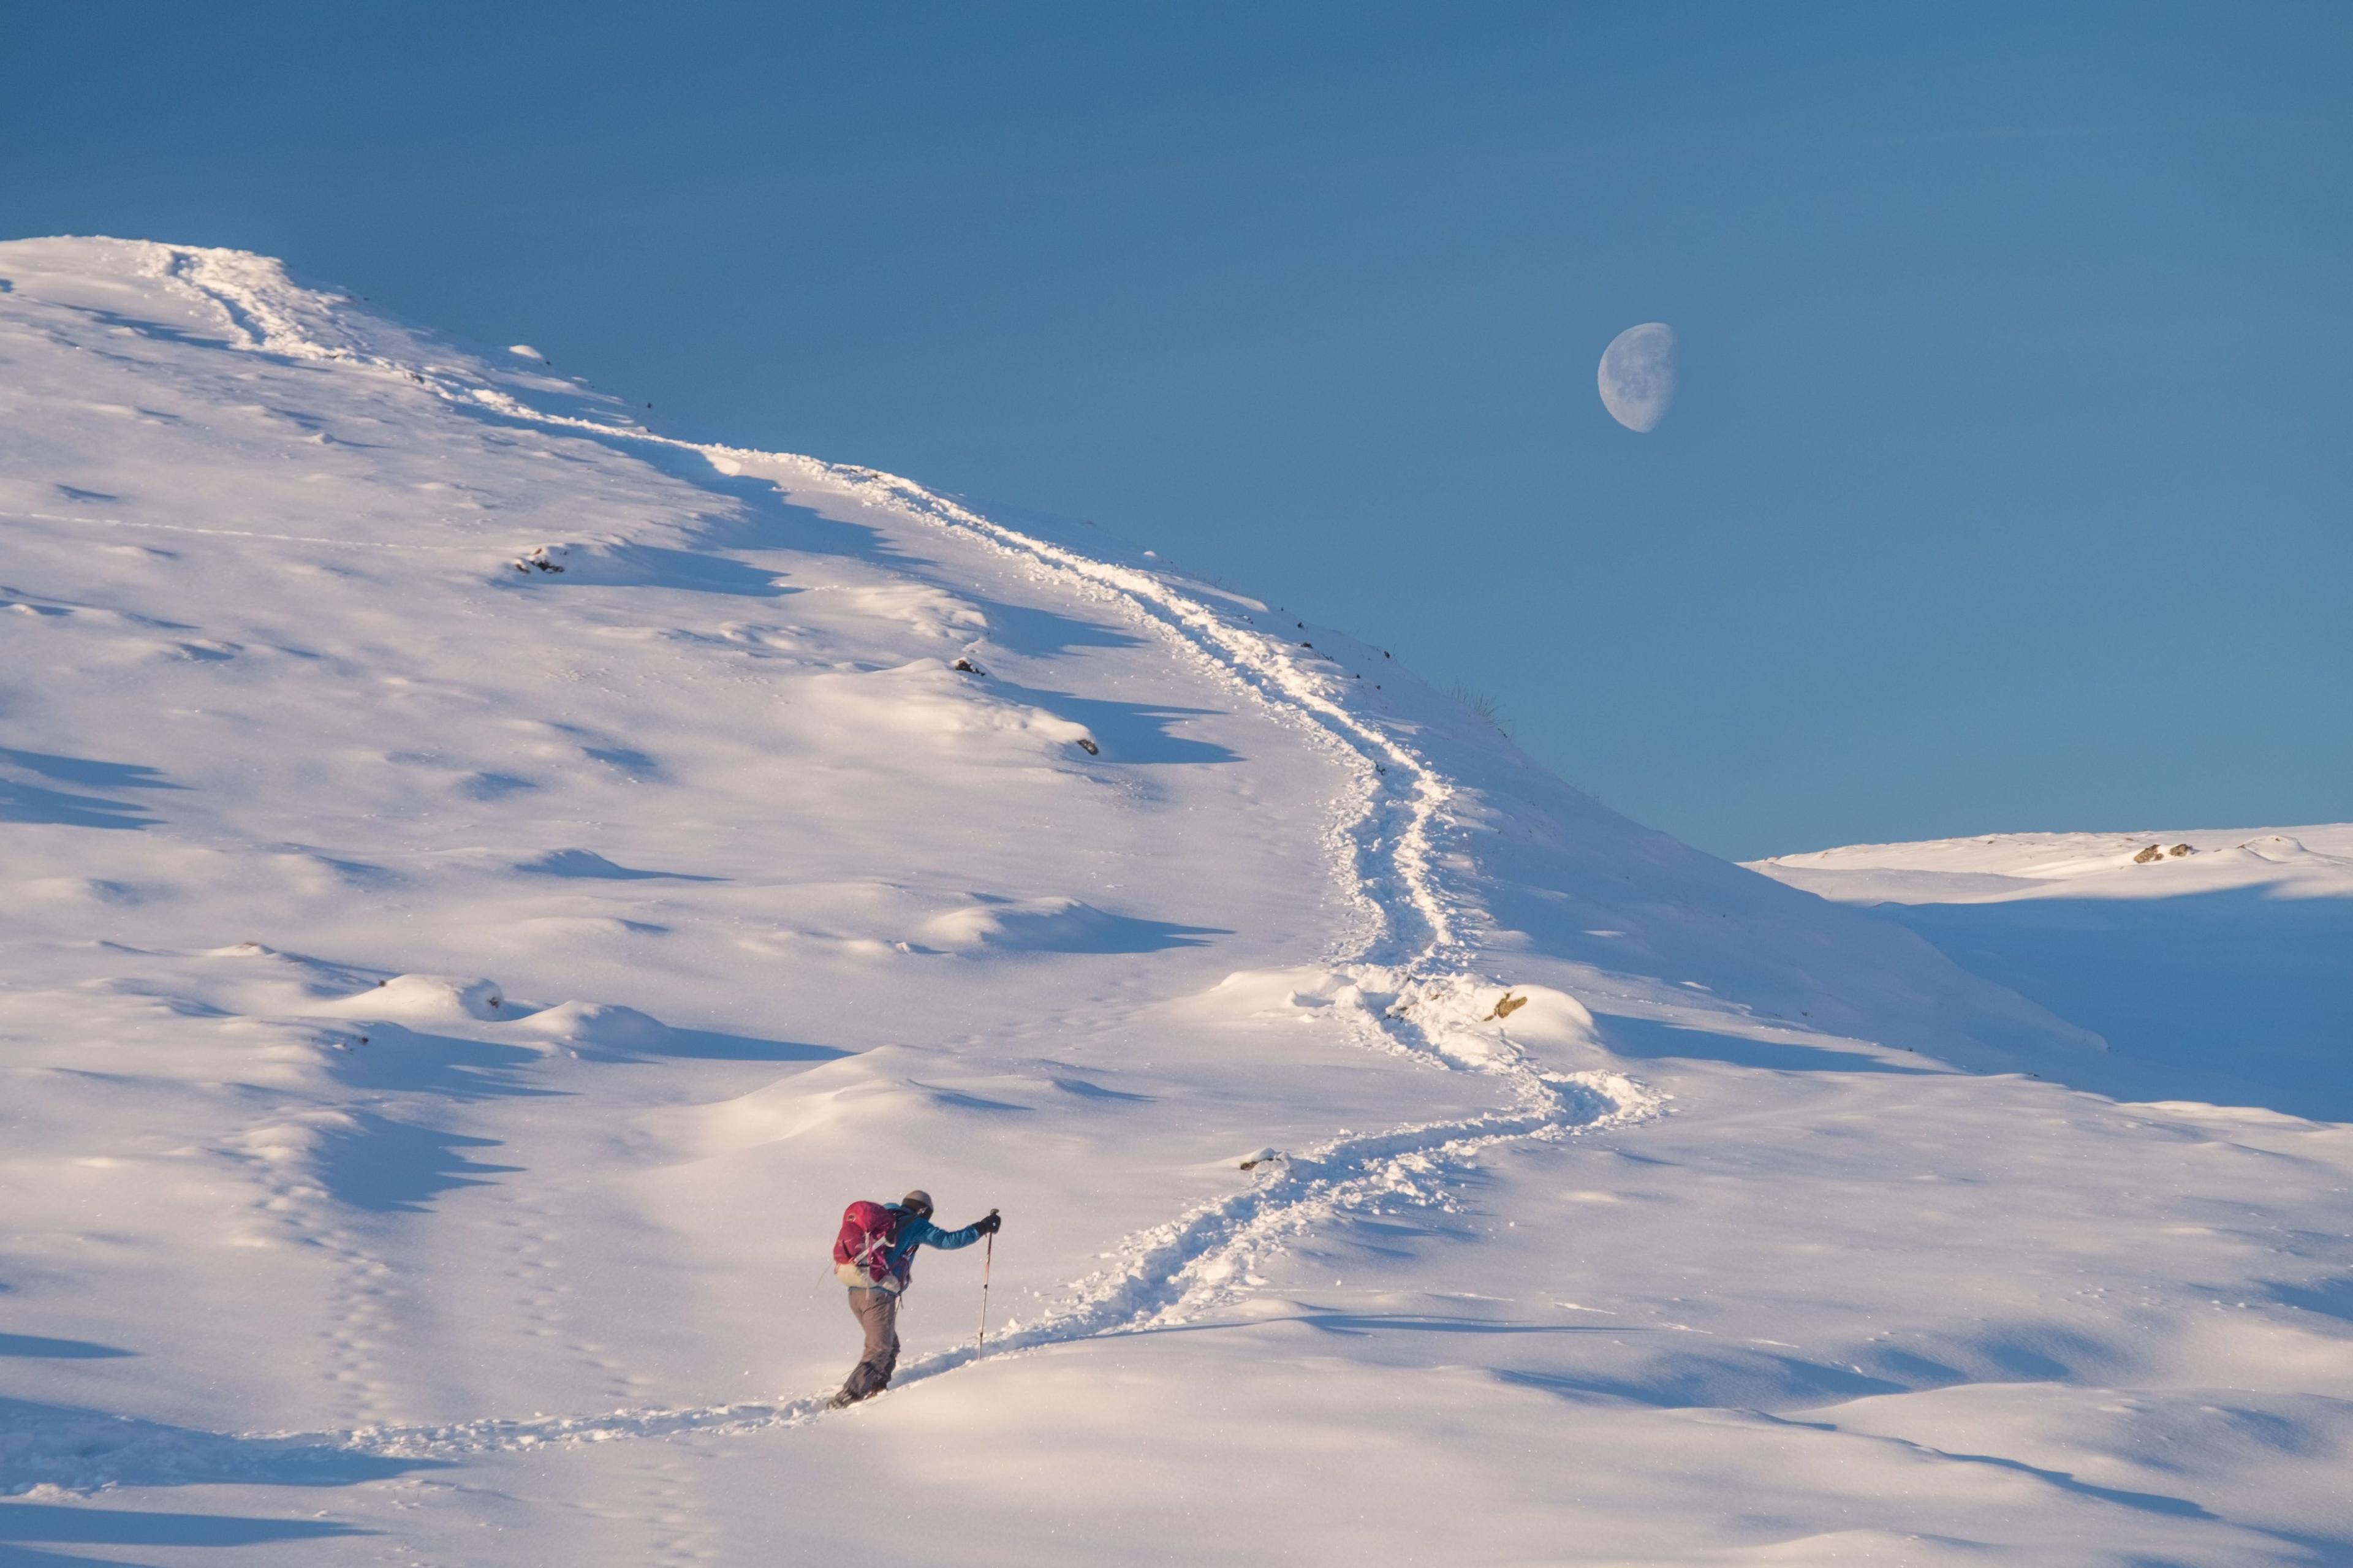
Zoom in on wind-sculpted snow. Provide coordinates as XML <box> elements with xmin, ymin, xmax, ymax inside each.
<box><xmin>146</xmin><ymin>241</ymin><xmax>1471</xmax><ymax>971</ymax></box>
<box><xmin>4</xmin><ymin>240</ymin><xmax>2349</xmax><ymax>1565</ymax></box>
<box><xmin>147</xmin><ymin>239</ymin><xmax>1662</xmax><ymax>1175</ymax></box>
<box><xmin>234</xmin><ymin>1048</ymin><xmax>1651</xmax><ymax>1473</ymax></box>
<box><xmin>4</xmin><ymin>241</ymin><xmax>1656</xmax><ymax>1487</ymax></box>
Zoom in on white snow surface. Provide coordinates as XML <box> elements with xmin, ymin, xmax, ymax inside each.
<box><xmin>1756</xmin><ymin>825</ymin><xmax>2353</xmax><ymax>904</ymax></box>
<box><xmin>1753</xmin><ymin>827</ymin><xmax>2353</xmax><ymax>1127</ymax></box>
<box><xmin>1</xmin><ymin>238</ymin><xmax>2347</xmax><ymax>1564</ymax></box>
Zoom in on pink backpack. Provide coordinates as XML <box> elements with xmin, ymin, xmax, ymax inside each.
<box><xmin>833</xmin><ymin>1200</ymin><xmax>901</xmax><ymax>1286</ymax></box>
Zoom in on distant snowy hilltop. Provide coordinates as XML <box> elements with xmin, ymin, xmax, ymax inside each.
<box><xmin>3</xmin><ymin>238</ymin><xmax>2347</xmax><ymax>1567</ymax></box>
<box><xmin>1751</xmin><ymin>827</ymin><xmax>2353</xmax><ymax>1123</ymax></box>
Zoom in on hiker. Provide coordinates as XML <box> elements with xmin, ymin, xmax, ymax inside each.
<box><xmin>829</xmin><ymin>1189</ymin><xmax>1000</xmax><ymax>1408</ymax></box>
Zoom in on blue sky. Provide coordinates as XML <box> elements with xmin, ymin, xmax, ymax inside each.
<box><xmin>7</xmin><ymin>2</ymin><xmax>2346</xmax><ymax>858</ymax></box>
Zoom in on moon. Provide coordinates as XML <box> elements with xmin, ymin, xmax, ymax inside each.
<box><xmin>1597</xmin><ymin>322</ymin><xmax>1678</xmax><ymax>433</ymax></box>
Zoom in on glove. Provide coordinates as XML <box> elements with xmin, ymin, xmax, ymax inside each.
<box><xmin>976</xmin><ymin>1210</ymin><xmax>1001</xmax><ymax>1236</ymax></box>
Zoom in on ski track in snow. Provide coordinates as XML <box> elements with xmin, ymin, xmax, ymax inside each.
<box><xmin>17</xmin><ymin>246</ymin><xmax>1658</xmax><ymax>1480</ymax></box>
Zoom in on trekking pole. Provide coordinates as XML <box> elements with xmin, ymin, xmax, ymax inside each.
<box><xmin>976</xmin><ymin>1232</ymin><xmax>994</xmax><ymax>1354</ymax></box>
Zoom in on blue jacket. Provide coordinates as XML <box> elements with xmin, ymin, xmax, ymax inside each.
<box><xmin>865</xmin><ymin>1206</ymin><xmax>982</xmax><ymax>1293</ymax></box>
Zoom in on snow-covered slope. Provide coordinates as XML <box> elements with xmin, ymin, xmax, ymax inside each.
<box><xmin>1756</xmin><ymin>825</ymin><xmax>2353</xmax><ymax>903</ymax></box>
<box><xmin>1754</xmin><ymin>827</ymin><xmax>2353</xmax><ymax>1121</ymax></box>
<box><xmin>4</xmin><ymin>239</ymin><xmax>2349</xmax><ymax>1566</ymax></box>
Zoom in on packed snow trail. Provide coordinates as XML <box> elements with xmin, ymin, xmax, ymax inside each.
<box><xmin>313</xmin><ymin>1059</ymin><xmax>1648</xmax><ymax>1463</ymax></box>
<box><xmin>153</xmin><ymin>246</ymin><xmax>1468</xmax><ymax>970</ymax></box>
<box><xmin>148</xmin><ymin>241</ymin><xmax>1632</xmax><ymax>1083</ymax></box>
<box><xmin>7</xmin><ymin>1058</ymin><xmax>1647</xmax><ymax>1487</ymax></box>
<box><xmin>8</xmin><ymin>243</ymin><xmax>1658</xmax><ymax>1474</ymax></box>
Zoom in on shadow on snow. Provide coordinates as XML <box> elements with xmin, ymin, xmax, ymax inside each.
<box><xmin>1595</xmin><ymin>1015</ymin><xmax>1940</xmax><ymax>1077</ymax></box>
<box><xmin>0</xmin><ymin>1392</ymin><xmax>439</xmax><ymax>1501</ymax></box>
<box><xmin>0</xmin><ymin>1338</ymin><xmax>132</xmax><ymax>1362</ymax></box>
<box><xmin>323</xmin><ymin>1023</ymin><xmax>565</xmax><ymax>1104</ymax></box>
<box><xmin>514</xmin><ymin>849</ymin><xmax>724</xmax><ymax>882</ymax></box>
<box><xmin>980</xmin><ymin>678</ymin><xmax>1238</xmax><ymax>765</ymax></box>
<box><xmin>0</xmin><ymin>1501</ymin><xmax>370</xmax><ymax>1555</ymax></box>
<box><xmin>0</xmin><ymin>748</ymin><xmax>182</xmax><ymax>832</ymax></box>
<box><xmin>308</xmin><ymin>1112</ymin><xmax>520</xmax><ymax>1213</ymax></box>
<box><xmin>1883</xmin><ymin>887</ymin><xmax>2353</xmax><ymax>1122</ymax></box>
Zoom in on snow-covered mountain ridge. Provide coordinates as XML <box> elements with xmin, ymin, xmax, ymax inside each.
<box><xmin>1752</xmin><ymin>825</ymin><xmax>2353</xmax><ymax>1125</ymax></box>
<box><xmin>4</xmin><ymin>238</ymin><xmax>2349</xmax><ymax>1565</ymax></box>
<box><xmin>1755</xmin><ymin>824</ymin><xmax>2353</xmax><ymax>902</ymax></box>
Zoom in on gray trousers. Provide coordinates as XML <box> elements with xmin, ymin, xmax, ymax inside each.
<box><xmin>838</xmin><ymin>1287</ymin><xmax>900</xmax><ymax>1403</ymax></box>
